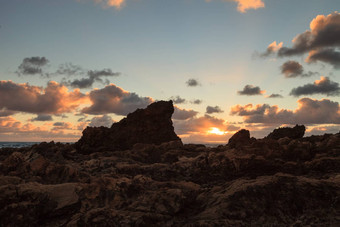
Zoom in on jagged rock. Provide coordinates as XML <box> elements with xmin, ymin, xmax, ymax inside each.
<box><xmin>0</xmin><ymin>129</ymin><xmax>339</xmax><ymax>226</ymax></box>
<box><xmin>266</xmin><ymin>124</ymin><xmax>305</xmax><ymax>140</ymax></box>
<box><xmin>76</xmin><ymin>100</ymin><xmax>181</xmax><ymax>153</ymax></box>
<box><xmin>228</xmin><ymin>129</ymin><xmax>252</xmax><ymax>148</ymax></box>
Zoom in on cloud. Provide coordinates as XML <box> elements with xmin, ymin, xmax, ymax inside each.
<box><xmin>238</xmin><ymin>85</ymin><xmax>265</xmax><ymax>96</ymax></box>
<box><xmin>32</xmin><ymin>114</ymin><xmax>53</xmax><ymax>122</ymax></box>
<box><xmin>173</xmin><ymin>114</ymin><xmax>240</xmax><ymax>143</ymax></box>
<box><xmin>280</xmin><ymin>60</ymin><xmax>318</xmax><ymax>78</ymax></box>
<box><xmin>89</xmin><ymin>115</ymin><xmax>114</xmax><ymax>127</ymax></box>
<box><xmin>210</xmin><ymin>0</ymin><xmax>264</xmax><ymax>13</ymax></box>
<box><xmin>66</xmin><ymin>69</ymin><xmax>120</xmax><ymax>89</ymax></box>
<box><xmin>230</xmin><ymin>98</ymin><xmax>340</xmax><ymax>124</ymax></box>
<box><xmin>173</xmin><ymin>106</ymin><xmax>198</xmax><ymax>120</ymax></box>
<box><xmin>186</xmin><ymin>79</ymin><xmax>200</xmax><ymax>87</ymax></box>
<box><xmin>52</xmin><ymin>122</ymin><xmax>73</xmax><ymax>130</ymax></box>
<box><xmin>86</xmin><ymin>0</ymin><xmax>126</xmax><ymax>9</ymax></box>
<box><xmin>0</xmin><ymin>116</ymin><xmax>80</xmax><ymax>142</ymax></box>
<box><xmin>290</xmin><ymin>76</ymin><xmax>340</xmax><ymax>97</ymax></box>
<box><xmin>170</xmin><ymin>96</ymin><xmax>186</xmax><ymax>104</ymax></box>
<box><xmin>267</xmin><ymin>94</ymin><xmax>283</xmax><ymax>98</ymax></box>
<box><xmin>0</xmin><ymin>108</ymin><xmax>16</xmax><ymax>117</ymax></box>
<box><xmin>0</xmin><ymin>80</ymin><xmax>88</xmax><ymax>114</ymax></box>
<box><xmin>174</xmin><ymin>114</ymin><xmax>226</xmax><ymax>135</ymax></box>
<box><xmin>306</xmin><ymin>49</ymin><xmax>340</xmax><ymax>69</ymax></box>
<box><xmin>206</xmin><ymin>105</ymin><xmax>224</xmax><ymax>114</ymax></box>
<box><xmin>17</xmin><ymin>57</ymin><xmax>49</xmax><ymax>76</ymax></box>
<box><xmin>82</xmin><ymin>83</ymin><xmax>153</xmax><ymax>115</ymax></box>
<box><xmin>306</xmin><ymin>125</ymin><xmax>340</xmax><ymax>136</ymax></box>
<box><xmin>257</xmin><ymin>41</ymin><xmax>283</xmax><ymax>57</ymax></box>
<box><xmin>232</xmin><ymin>0</ymin><xmax>265</xmax><ymax>13</ymax></box>
<box><xmin>55</xmin><ymin>63</ymin><xmax>84</xmax><ymax>76</ymax></box>
<box><xmin>268</xmin><ymin>12</ymin><xmax>340</xmax><ymax>68</ymax></box>
<box><xmin>190</xmin><ymin>99</ymin><xmax>202</xmax><ymax>105</ymax></box>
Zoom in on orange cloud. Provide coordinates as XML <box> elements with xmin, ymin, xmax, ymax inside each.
<box><xmin>231</xmin><ymin>0</ymin><xmax>265</xmax><ymax>13</ymax></box>
<box><xmin>173</xmin><ymin>114</ymin><xmax>240</xmax><ymax>143</ymax></box>
<box><xmin>0</xmin><ymin>81</ymin><xmax>88</xmax><ymax>115</ymax></box>
<box><xmin>231</xmin><ymin>98</ymin><xmax>340</xmax><ymax>125</ymax></box>
<box><xmin>0</xmin><ymin>116</ymin><xmax>81</xmax><ymax>142</ymax></box>
<box><xmin>207</xmin><ymin>0</ymin><xmax>265</xmax><ymax>13</ymax></box>
<box><xmin>90</xmin><ymin>0</ymin><xmax>126</xmax><ymax>9</ymax></box>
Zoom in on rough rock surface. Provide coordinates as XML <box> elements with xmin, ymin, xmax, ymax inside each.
<box><xmin>228</xmin><ymin>129</ymin><xmax>252</xmax><ymax>148</ymax></box>
<box><xmin>1</xmin><ymin>131</ymin><xmax>339</xmax><ymax>226</ymax></box>
<box><xmin>266</xmin><ymin>124</ymin><xmax>306</xmax><ymax>140</ymax></box>
<box><xmin>75</xmin><ymin>100</ymin><xmax>181</xmax><ymax>153</ymax></box>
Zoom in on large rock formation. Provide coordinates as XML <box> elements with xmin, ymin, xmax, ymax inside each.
<box><xmin>75</xmin><ymin>100</ymin><xmax>181</xmax><ymax>153</ymax></box>
<box><xmin>266</xmin><ymin>124</ymin><xmax>306</xmax><ymax>140</ymax></box>
<box><xmin>228</xmin><ymin>129</ymin><xmax>252</xmax><ymax>148</ymax></box>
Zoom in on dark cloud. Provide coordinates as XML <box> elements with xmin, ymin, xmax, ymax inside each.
<box><xmin>0</xmin><ymin>108</ymin><xmax>16</xmax><ymax>117</ymax></box>
<box><xmin>190</xmin><ymin>99</ymin><xmax>202</xmax><ymax>105</ymax></box>
<box><xmin>52</xmin><ymin>122</ymin><xmax>73</xmax><ymax>130</ymax></box>
<box><xmin>281</xmin><ymin>61</ymin><xmax>303</xmax><ymax>78</ymax></box>
<box><xmin>271</xmin><ymin>12</ymin><xmax>340</xmax><ymax>68</ymax></box>
<box><xmin>186</xmin><ymin>79</ymin><xmax>200</xmax><ymax>87</ymax></box>
<box><xmin>170</xmin><ymin>96</ymin><xmax>186</xmax><ymax>104</ymax></box>
<box><xmin>206</xmin><ymin>106</ymin><xmax>224</xmax><ymax>114</ymax></box>
<box><xmin>231</xmin><ymin>98</ymin><xmax>340</xmax><ymax>124</ymax></box>
<box><xmin>238</xmin><ymin>85</ymin><xmax>265</xmax><ymax>96</ymax></box>
<box><xmin>267</xmin><ymin>94</ymin><xmax>283</xmax><ymax>98</ymax></box>
<box><xmin>277</xmin><ymin>12</ymin><xmax>340</xmax><ymax>56</ymax></box>
<box><xmin>55</xmin><ymin>63</ymin><xmax>84</xmax><ymax>76</ymax></box>
<box><xmin>226</xmin><ymin>124</ymin><xmax>241</xmax><ymax>131</ymax></box>
<box><xmin>67</xmin><ymin>69</ymin><xmax>120</xmax><ymax>89</ymax></box>
<box><xmin>290</xmin><ymin>76</ymin><xmax>340</xmax><ymax>97</ymax></box>
<box><xmin>0</xmin><ymin>81</ymin><xmax>87</xmax><ymax>114</ymax></box>
<box><xmin>53</xmin><ymin>122</ymin><xmax>65</xmax><ymax>126</ymax></box>
<box><xmin>257</xmin><ymin>41</ymin><xmax>283</xmax><ymax>57</ymax></box>
<box><xmin>89</xmin><ymin>115</ymin><xmax>114</xmax><ymax>127</ymax></box>
<box><xmin>82</xmin><ymin>84</ymin><xmax>153</xmax><ymax>115</ymax></box>
<box><xmin>280</xmin><ymin>60</ymin><xmax>318</xmax><ymax>78</ymax></box>
<box><xmin>32</xmin><ymin>114</ymin><xmax>53</xmax><ymax>122</ymax></box>
<box><xmin>17</xmin><ymin>57</ymin><xmax>49</xmax><ymax>76</ymax></box>
<box><xmin>173</xmin><ymin>107</ymin><xmax>198</xmax><ymax>120</ymax></box>
<box><xmin>306</xmin><ymin>49</ymin><xmax>340</xmax><ymax>69</ymax></box>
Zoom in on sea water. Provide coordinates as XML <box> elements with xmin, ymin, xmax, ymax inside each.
<box><xmin>0</xmin><ymin>142</ymin><xmax>39</xmax><ymax>149</ymax></box>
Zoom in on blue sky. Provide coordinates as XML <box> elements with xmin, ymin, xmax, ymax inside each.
<box><xmin>0</xmin><ymin>0</ymin><xmax>339</xmax><ymax>142</ymax></box>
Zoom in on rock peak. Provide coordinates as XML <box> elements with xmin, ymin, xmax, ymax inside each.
<box><xmin>76</xmin><ymin>100</ymin><xmax>181</xmax><ymax>153</ymax></box>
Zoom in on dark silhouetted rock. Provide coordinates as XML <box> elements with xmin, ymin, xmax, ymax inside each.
<box><xmin>266</xmin><ymin>124</ymin><xmax>305</xmax><ymax>140</ymax></box>
<box><xmin>75</xmin><ymin>100</ymin><xmax>181</xmax><ymax>153</ymax></box>
<box><xmin>228</xmin><ymin>129</ymin><xmax>252</xmax><ymax>148</ymax></box>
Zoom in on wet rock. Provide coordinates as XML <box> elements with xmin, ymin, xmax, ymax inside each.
<box><xmin>76</xmin><ymin>100</ymin><xmax>181</xmax><ymax>153</ymax></box>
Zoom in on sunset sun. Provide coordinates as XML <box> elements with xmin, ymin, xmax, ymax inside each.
<box><xmin>208</xmin><ymin>127</ymin><xmax>227</xmax><ymax>135</ymax></box>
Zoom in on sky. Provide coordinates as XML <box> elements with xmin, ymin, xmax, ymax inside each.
<box><xmin>0</xmin><ymin>0</ymin><xmax>339</xmax><ymax>143</ymax></box>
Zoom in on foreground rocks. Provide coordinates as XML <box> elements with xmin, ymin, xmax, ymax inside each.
<box><xmin>76</xmin><ymin>100</ymin><xmax>181</xmax><ymax>153</ymax></box>
<box><xmin>1</xmin><ymin>131</ymin><xmax>339</xmax><ymax>226</ymax></box>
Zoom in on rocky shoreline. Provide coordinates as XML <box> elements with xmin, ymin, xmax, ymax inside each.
<box><xmin>0</xmin><ymin>101</ymin><xmax>339</xmax><ymax>226</ymax></box>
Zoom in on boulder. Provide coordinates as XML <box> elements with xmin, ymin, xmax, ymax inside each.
<box><xmin>228</xmin><ymin>129</ymin><xmax>252</xmax><ymax>148</ymax></box>
<box><xmin>266</xmin><ymin>124</ymin><xmax>305</xmax><ymax>140</ymax></box>
<box><xmin>75</xmin><ymin>101</ymin><xmax>181</xmax><ymax>153</ymax></box>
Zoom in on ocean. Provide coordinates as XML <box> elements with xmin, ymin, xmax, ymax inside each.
<box><xmin>0</xmin><ymin>142</ymin><xmax>40</xmax><ymax>149</ymax></box>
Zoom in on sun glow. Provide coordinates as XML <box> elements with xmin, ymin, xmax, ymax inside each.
<box><xmin>207</xmin><ymin>127</ymin><xmax>227</xmax><ymax>135</ymax></box>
